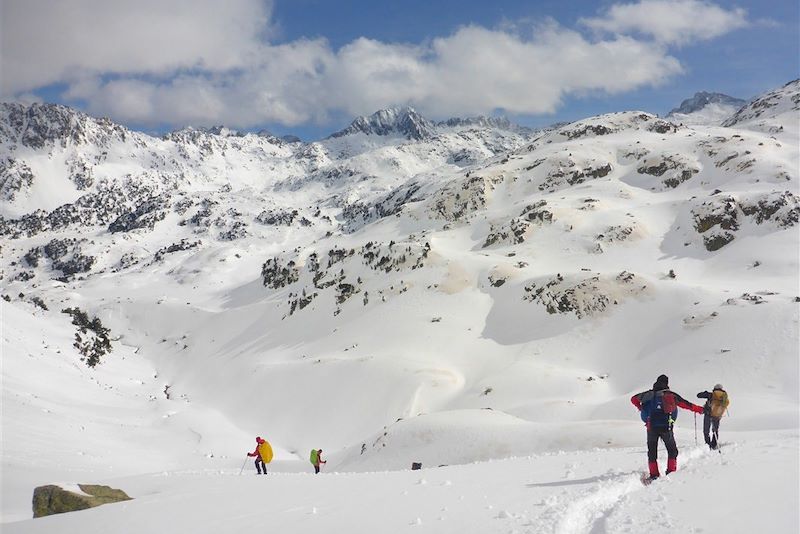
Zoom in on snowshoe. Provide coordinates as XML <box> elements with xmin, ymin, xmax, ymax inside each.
<box><xmin>641</xmin><ymin>473</ymin><xmax>659</xmax><ymax>485</ymax></box>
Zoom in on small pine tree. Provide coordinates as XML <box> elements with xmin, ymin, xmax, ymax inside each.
<box><xmin>62</xmin><ymin>307</ymin><xmax>113</xmax><ymax>368</ymax></box>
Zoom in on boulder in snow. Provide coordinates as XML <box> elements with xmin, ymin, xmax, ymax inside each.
<box><xmin>32</xmin><ymin>484</ymin><xmax>131</xmax><ymax>518</ymax></box>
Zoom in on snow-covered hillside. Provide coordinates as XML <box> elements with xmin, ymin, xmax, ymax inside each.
<box><xmin>2</xmin><ymin>80</ymin><xmax>798</xmax><ymax>532</ymax></box>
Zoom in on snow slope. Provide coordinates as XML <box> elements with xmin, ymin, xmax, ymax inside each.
<box><xmin>3</xmin><ymin>433</ymin><xmax>798</xmax><ymax>534</ymax></box>
<box><xmin>1</xmin><ymin>80</ymin><xmax>799</xmax><ymax>531</ymax></box>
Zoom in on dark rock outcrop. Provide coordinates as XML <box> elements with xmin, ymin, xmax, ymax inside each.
<box><xmin>32</xmin><ymin>484</ymin><xmax>131</xmax><ymax>518</ymax></box>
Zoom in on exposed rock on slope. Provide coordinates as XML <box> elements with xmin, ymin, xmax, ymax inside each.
<box><xmin>32</xmin><ymin>484</ymin><xmax>131</xmax><ymax>518</ymax></box>
<box><xmin>523</xmin><ymin>271</ymin><xmax>647</xmax><ymax>318</ymax></box>
<box><xmin>691</xmin><ymin>191</ymin><xmax>799</xmax><ymax>251</ymax></box>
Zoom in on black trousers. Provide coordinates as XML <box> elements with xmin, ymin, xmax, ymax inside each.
<box><xmin>255</xmin><ymin>458</ymin><xmax>267</xmax><ymax>474</ymax></box>
<box><xmin>314</xmin><ymin>465</ymin><xmax>320</xmax><ymax>474</ymax></box>
<box><xmin>647</xmin><ymin>427</ymin><xmax>678</xmax><ymax>462</ymax></box>
<box><xmin>703</xmin><ymin>414</ymin><xmax>721</xmax><ymax>443</ymax></box>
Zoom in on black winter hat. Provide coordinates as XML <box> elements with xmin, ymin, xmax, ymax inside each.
<box><xmin>653</xmin><ymin>374</ymin><xmax>669</xmax><ymax>390</ymax></box>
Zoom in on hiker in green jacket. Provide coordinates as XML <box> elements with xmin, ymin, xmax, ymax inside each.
<box><xmin>310</xmin><ymin>448</ymin><xmax>327</xmax><ymax>474</ymax></box>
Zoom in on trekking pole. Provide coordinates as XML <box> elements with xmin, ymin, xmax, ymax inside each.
<box><xmin>694</xmin><ymin>412</ymin><xmax>698</xmax><ymax>445</ymax></box>
<box><xmin>239</xmin><ymin>456</ymin><xmax>248</xmax><ymax>476</ymax></box>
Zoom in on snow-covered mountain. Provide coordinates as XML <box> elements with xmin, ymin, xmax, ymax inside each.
<box><xmin>1</xmin><ymin>81</ymin><xmax>798</xmax><ymax>532</ymax></box>
<box><xmin>329</xmin><ymin>107</ymin><xmax>438</xmax><ymax>140</ymax></box>
<box><xmin>668</xmin><ymin>91</ymin><xmax>746</xmax><ymax>115</ymax></box>
<box><xmin>667</xmin><ymin>91</ymin><xmax>748</xmax><ymax>126</ymax></box>
<box><xmin>723</xmin><ymin>79</ymin><xmax>800</xmax><ymax>132</ymax></box>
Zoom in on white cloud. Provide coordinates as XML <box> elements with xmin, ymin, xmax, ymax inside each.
<box><xmin>581</xmin><ymin>0</ymin><xmax>748</xmax><ymax>45</ymax></box>
<box><xmin>48</xmin><ymin>24</ymin><xmax>682</xmax><ymax>128</ymax></box>
<box><xmin>413</xmin><ymin>25</ymin><xmax>682</xmax><ymax>117</ymax></box>
<box><xmin>1</xmin><ymin>0</ymin><xmax>271</xmax><ymax>94</ymax></box>
<box><xmin>1</xmin><ymin>0</ymin><xmax>746</xmax><ymax>128</ymax></box>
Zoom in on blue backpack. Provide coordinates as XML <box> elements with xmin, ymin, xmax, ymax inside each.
<box><xmin>641</xmin><ymin>390</ymin><xmax>678</xmax><ymax>428</ymax></box>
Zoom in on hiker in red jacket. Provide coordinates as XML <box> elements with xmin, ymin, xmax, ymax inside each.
<box><xmin>247</xmin><ymin>436</ymin><xmax>268</xmax><ymax>475</ymax></box>
<box><xmin>631</xmin><ymin>374</ymin><xmax>704</xmax><ymax>480</ymax></box>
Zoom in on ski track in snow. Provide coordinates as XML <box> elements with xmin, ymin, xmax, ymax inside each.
<box><xmin>541</xmin><ymin>446</ymin><xmax>709</xmax><ymax>534</ymax></box>
<box><xmin>552</xmin><ymin>474</ymin><xmax>643</xmax><ymax>534</ymax></box>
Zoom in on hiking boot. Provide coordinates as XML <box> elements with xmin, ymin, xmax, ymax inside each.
<box><xmin>666</xmin><ymin>458</ymin><xmax>677</xmax><ymax>474</ymax></box>
<box><xmin>647</xmin><ymin>461</ymin><xmax>660</xmax><ymax>479</ymax></box>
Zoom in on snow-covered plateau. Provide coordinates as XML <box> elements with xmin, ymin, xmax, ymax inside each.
<box><xmin>1</xmin><ymin>80</ymin><xmax>799</xmax><ymax>533</ymax></box>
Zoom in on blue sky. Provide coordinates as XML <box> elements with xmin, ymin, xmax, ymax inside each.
<box><xmin>2</xmin><ymin>0</ymin><xmax>798</xmax><ymax>139</ymax></box>
<box><xmin>272</xmin><ymin>0</ymin><xmax>798</xmax><ymax>137</ymax></box>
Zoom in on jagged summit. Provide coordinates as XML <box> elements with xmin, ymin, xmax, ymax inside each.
<box><xmin>328</xmin><ymin>107</ymin><xmax>436</xmax><ymax>141</ymax></box>
<box><xmin>165</xmin><ymin>125</ymin><xmax>245</xmax><ymax>139</ymax></box>
<box><xmin>665</xmin><ymin>91</ymin><xmax>749</xmax><ymax>126</ymax></box>
<box><xmin>162</xmin><ymin>125</ymin><xmax>302</xmax><ymax>146</ymax></box>
<box><xmin>438</xmin><ymin>115</ymin><xmax>529</xmax><ymax>132</ymax></box>
<box><xmin>256</xmin><ymin>128</ymin><xmax>301</xmax><ymax>142</ymax></box>
<box><xmin>668</xmin><ymin>91</ymin><xmax>747</xmax><ymax>116</ymax></box>
<box><xmin>206</xmin><ymin>125</ymin><xmax>244</xmax><ymax>137</ymax></box>
<box><xmin>0</xmin><ymin>101</ymin><xmax>128</xmax><ymax>149</ymax></box>
<box><xmin>328</xmin><ymin>107</ymin><xmax>531</xmax><ymax>141</ymax></box>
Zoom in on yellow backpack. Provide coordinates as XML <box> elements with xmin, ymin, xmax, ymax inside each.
<box><xmin>258</xmin><ymin>441</ymin><xmax>274</xmax><ymax>463</ymax></box>
<box><xmin>710</xmin><ymin>390</ymin><xmax>728</xmax><ymax>418</ymax></box>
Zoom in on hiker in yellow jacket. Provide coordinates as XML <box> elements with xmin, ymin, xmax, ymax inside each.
<box><xmin>697</xmin><ymin>384</ymin><xmax>730</xmax><ymax>450</ymax></box>
<box><xmin>247</xmin><ymin>436</ymin><xmax>273</xmax><ymax>474</ymax></box>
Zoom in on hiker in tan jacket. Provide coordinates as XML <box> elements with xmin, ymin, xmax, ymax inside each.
<box><xmin>697</xmin><ymin>384</ymin><xmax>730</xmax><ymax>449</ymax></box>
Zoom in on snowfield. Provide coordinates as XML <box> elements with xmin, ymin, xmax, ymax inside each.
<box><xmin>1</xmin><ymin>81</ymin><xmax>799</xmax><ymax>532</ymax></box>
<box><xmin>3</xmin><ymin>434</ymin><xmax>798</xmax><ymax>534</ymax></box>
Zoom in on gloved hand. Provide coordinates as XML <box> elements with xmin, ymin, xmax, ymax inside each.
<box><xmin>692</xmin><ymin>405</ymin><xmax>704</xmax><ymax>414</ymax></box>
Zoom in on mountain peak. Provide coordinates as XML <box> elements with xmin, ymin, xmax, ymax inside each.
<box><xmin>165</xmin><ymin>125</ymin><xmax>244</xmax><ymax>139</ymax></box>
<box><xmin>1</xmin><ymin>101</ymin><xmax>127</xmax><ymax>149</ymax></box>
<box><xmin>668</xmin><ymin>91</ymin><xmax>747</xmax><ymax>116</ymax></box>
<box><xmin>329</xmin><ymin>107</ymin><xmax>436</xmax><ymax>141</ymax></box>
<box><xmin>439</xmin><ymin>115</ymin><xmax>515</xmax><ymax>131</ymax></box>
